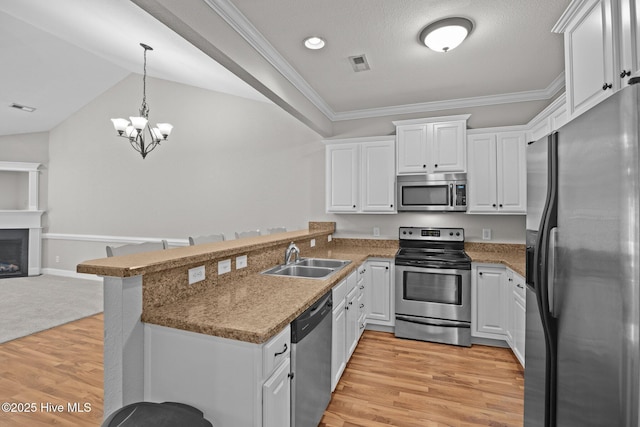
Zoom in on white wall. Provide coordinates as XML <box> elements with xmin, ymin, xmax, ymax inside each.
<box><xmin>322</xmin><ymin>212</ymin><xmax>525</xmax><ymax>243</ymax></box>
<box><xmin>44</xmin><ymin>74</ymin><xmax>325</xmax><ymax>271</ymax></box>
<box><xmin>0</xmin><ymin>132</ymin><xmax>49</xmax><ymax>213</ymax></box>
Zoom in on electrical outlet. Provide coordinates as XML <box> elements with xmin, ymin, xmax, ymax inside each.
<box><xmin>310</xmin><ymin>239</ymin><xmax>316</xmax><ymax>247</ymax></box>
<box><xmin>482</xmin><ymin>228</ymin><xmax>492</xmax><ymax>240</ymax></box>
<box><xmin>328</xmin><ymin>234</ymin><xmax>332</xmax><ymax>242</ymax></box>
<box><xmin>55</xmin><ymin>256</ymin><xmax>60</xmax><ymax>263</ymax></box>
<box><xmin>236</xmin><ymin>255</ymin><xmax>247</xmax><ymax>269</ymax></box>
<box><xmin>188</xmin><ymin>265</ymin><xmax>205</xmax><ymax>285</ymax></box>
<box><xmin>218</xmin><ymin>259</ymin><xmax>231</xmax><ymax>275</ymax></box>
<box><xmin>373</xmin><ymin>227</ymin><xmax>380</xmax><ymax>237</ymax></box>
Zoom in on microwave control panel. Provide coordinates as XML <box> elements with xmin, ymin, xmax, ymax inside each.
<box><xmin>456</xmin><ymin>184</ymin><xmax>467</xmax><ymax>207</ymax></box>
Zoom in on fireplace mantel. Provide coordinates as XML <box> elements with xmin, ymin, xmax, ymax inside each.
<box><xmin>0</xmin><ymin>162</ymin><xmax>43</xmax><ymax>275</ymax></box>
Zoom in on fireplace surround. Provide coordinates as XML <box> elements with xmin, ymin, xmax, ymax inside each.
<box><xmin>0</xmin><ymin>162</ymin><xmax>43</xmax><ymax>276</ymax></box>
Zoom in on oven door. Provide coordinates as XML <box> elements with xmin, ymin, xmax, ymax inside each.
<box><xmin>395</xmin><ymin>265</ymin><xmax>471</xmax><ymax>322</ymax></box>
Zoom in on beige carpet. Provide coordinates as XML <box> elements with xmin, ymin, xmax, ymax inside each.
<box><xmin>0</xmin><ymin>274</ymin><xmax>103</xmax><ymax>343</ymax></box>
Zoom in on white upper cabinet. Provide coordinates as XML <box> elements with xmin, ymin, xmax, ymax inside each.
<box><xmin>325</xmin><ymin>136</ymin><xmax>396</xmax><ymax>214</ymax></box>
<box><xmin>394</xmin><ymin>115</ymin><xmax>469</xmax><ymax>174</ymax></box>
<box><xmin>325</xmin><ymin>143</ymin><xmax>359</xmax><ymax>212</ymax></box>
<box><xmin>554</xmin><ymin>0</ymin><xmax>640</xmax><ymax>120</ymax></box>
<box><xmin>467</xmin><ymin>131</ymin><xmax>527</xmax><ymax>214</ymax></box>
<box><xmin>361</xmin><ymin>140</ymin><xmax>396</xmax><ymax>212</ymax></box>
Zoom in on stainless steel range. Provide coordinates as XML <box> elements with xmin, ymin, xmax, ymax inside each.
<box><xmin>394</xmin><ymin>227</ymin><xmax>472</xmax><ymax>347</ymax></box>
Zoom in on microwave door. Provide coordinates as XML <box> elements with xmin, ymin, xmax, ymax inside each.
<box><xmin>401</xmin><ymin>184</ymin><xmax>450</xmax><ymax>210</ymax></box>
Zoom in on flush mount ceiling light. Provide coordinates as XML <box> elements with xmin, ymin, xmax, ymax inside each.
<box><xmin>110</xmin><ymin>43</ymin><xmax>173</xmax><ymax>159</ymax></box>
<box><xmin>304</xmin><ymin>36</ymin><xmax>326</xmax><ymax>50</ymax></box>
<box><xmin>419</xmin><ymin>17</ymin><xmax>473</xmax><ymax>53</ymax></box>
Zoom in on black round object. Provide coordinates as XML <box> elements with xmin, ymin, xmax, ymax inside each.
<box><xmin>102</xmin><ymin>402</ymin><xmax>213</xmax><ymax>427</ymax></box>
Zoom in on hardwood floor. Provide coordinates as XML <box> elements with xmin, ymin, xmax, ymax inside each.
<box><xmin>320</xmin><ymin>331</ymin><xmax>524</xmax><ymax>427</ymax></box>
<box><xmin>0</xmin><ymin>316</ymin><xmax>523</xmax><ymax>427</ymax></box>
<box><xmin>0</xmin><ymin>314</ymin><xmax>104</xmax><ymax>427</ymax></box>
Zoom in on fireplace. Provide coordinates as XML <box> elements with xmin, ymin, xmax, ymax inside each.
<box><xmin>0</xmin><ymin>229</ymin><xmax>29</xmax><ymax>278</ymax></box>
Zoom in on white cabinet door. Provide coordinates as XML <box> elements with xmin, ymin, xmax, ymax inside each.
<box><xmin>263</xmin><ymin>357</ymin><xmax>291</xmax><ymax>427</ymax></box>
<box><xmin>496</xmin><ymin>132</ymin><xmax>526</xmax><ymax>213</ymax></box>
<box><xmin>366</xmin><ymin>260</ymin><xmax>392</xmax><ymax>324</ymax></box>
<box><xmin>396</xmin><ymin>124</ymin><xmax>428</xmax><ymax>174</ymax></box>
<box><xmin>345</xmin><ymin>287</ymin><xmax>359</xmax><ymax>359</ymax></box>
<box><xmin>618</xmin><ymin>0</ymin><xmax>639</xmax><ymax>87</ymax></box>
<box><xmin>326</xmin><ymin>143</ymin><xmax>359</xmax><ymax>212</ymax></box>
<box><xmin>511</xmin><ymin>272</ymin><xmax>526</xmax><ymax>367</ymax></box>
<box><xmin>331</xmin><ymin>297</ymin><xmax>346</xmax><ymax>391</ymax></box>
<box><xmin>562</xmin><ymin>0</ymin><xmax>615</xmax><ymax>118</ymax></box>
<box><xmin>431</xmin><ymin>121</ymin><xmax>466</xmax><ymax>173</ymax></box>
<box><xmin>475</xmin><ymin>266</ymin><xmax>508</xmax><ymax>337</ymax></box>
<box><xmin>467</xmin><ymin>134</ymin><xmax>498</xmax><ymax>213</ymax></box>
<box><xmin>361</xmin><ymin>140</ymin><xmax>396</xmax><ymax>212</ymax></box>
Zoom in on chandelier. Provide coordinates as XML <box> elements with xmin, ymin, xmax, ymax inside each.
<box><xmin>110</xmin><ymin>43</ymin><xmax>173</xmax><ymax>159</ymax></box>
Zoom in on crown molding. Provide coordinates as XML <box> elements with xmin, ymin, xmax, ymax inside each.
<box><xmin>204</xmin><ymin>0</ymin><xmax>566</xmax><ymax>123</ymax></box>
<box><xmin>334</xmin><ymin>73</ymin><xmax>565</xmax><ymax>121</ymax></box>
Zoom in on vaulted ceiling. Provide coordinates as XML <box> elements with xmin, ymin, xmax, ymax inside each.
<box><xmin>1</xmin><ymin>0</ymin><xmax>570</xmax><ymax>137</ymax></box>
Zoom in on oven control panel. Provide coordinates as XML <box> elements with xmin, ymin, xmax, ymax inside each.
<box><xmin>399</xmin><ymin>227</ymin><xmax>465</xmax><ymax>242</ymax></box>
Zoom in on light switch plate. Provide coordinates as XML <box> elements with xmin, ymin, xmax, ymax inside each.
<box><xmin>373</xmin><ymin>227</ymin><xmax>380</xmax><ymax>237</ymax></box>
<box><xmin>310</xmin><ymin>239</ymin><xmax>316</xmax><ymax>247</ymax></box>
<box><xmin>236</xmin><ymin>255</ymin><xmax>247</xmax><ymax>269</ymax></box>
<box><xmin>218</xmin><ymin>259</ymin><xmax>231</xmax><ymax>275</ymax></box>
<box><xmin>188</xmin><ymin>265</ymin><xmax>205</xmax><ymax>285</ymax></box>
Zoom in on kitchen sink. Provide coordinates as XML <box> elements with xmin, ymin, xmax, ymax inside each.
<box><xmin>261</xmin><ymin>258</ymin><xmax>351</xmax><ymax>279</ymax></box>
<box><xmin>295</xmin><ymin>258</ymin><xmax>350</xmax><ymax>269</ymax></box>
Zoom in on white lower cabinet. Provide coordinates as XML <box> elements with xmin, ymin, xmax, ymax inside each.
<box><xmin>365</xmin><ymin>259</ymin><xmax>394</xmax><ymax>326</ymax></box>
<box><xmin>511</xmin><ymin>273</ymin><xmax>526</xmax><ymax>367</ymax></box>
<box><xmin>473</xmin><ymin>265</ymin><xmax>509</xmax><ymax>337</ymax></box>
<box><xmin>144</xmin><ymin>323</ymin><xmax>291</xmax><ymax>427</ymax></box>
<box><xmin>331</xmin><ymin>270</ymin><xmax>358</xmax><ymax>391</ymax></box>
<box><xmin>263</xmin><ymin>358</ymin><xmax>291</xmax><ymax>427</ymax></box>
<box><xmin>472</xmin><ymin>263</ymin><xmax>526</xmax><ymax>367</ymax></box>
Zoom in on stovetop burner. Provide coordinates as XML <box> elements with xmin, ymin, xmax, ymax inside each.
<box><xmin>395</xmin><ymin>227</ymin><xmax>471</xmax><ymax>270</ymax></box>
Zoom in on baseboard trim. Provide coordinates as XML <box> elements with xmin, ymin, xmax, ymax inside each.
<box><xmin>41</xmin><ymin>267</ymin><xmax>103</xmax><ymax>282</ymax></box>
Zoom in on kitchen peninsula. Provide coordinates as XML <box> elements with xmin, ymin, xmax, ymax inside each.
<box><xmin>77</xmin><ymin>221</ymin><xmax>524</xmax><ymax>425</ymax></box>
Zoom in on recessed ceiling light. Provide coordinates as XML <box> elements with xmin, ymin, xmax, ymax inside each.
<box><xmin>10</xmin><ymin>103</ymin><xmax>36</xmax><ymax>113</ymax></box>
<box><xmin>419</xmin><ymin>17</ymin><xmax>473</xmax><ymax>53</ymax></box>
<box><xmin>304</xmin><ymin>36</ymin><xmax>326</xmax><ymax>50</ymax></box>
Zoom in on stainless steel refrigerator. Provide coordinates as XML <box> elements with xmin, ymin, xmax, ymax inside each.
<box><xmin>524</xmin><ymin>82</ymin><xmax>640</xmax><ymax>427</ymax></box>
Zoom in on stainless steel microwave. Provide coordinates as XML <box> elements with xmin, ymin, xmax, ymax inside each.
<box><xmin>397</xmin><ymin>173</ymin><xmax>467</xmax><ymax>212</ymax></box>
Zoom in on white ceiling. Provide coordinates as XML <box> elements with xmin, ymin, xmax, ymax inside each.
<box><xmin>0</xmin><ymin>0</ymin><xmax>571</xmax><ymax>137</ymax></box>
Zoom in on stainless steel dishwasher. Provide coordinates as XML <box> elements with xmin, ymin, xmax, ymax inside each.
<box><xmin>290</xmin><ymin>290</ymin><xmax>332</xmax><ymax>427</ymax></box>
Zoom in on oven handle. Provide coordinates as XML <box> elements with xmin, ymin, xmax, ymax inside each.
<box><xmin>450</xmin><ymin>183</ymin><xmax>454</xmax><ymax>207</ymax></box>
<box><xmin>396</xmin><ymin>315</ymin><xmax>470</xmax><ymax>329</ymax></box>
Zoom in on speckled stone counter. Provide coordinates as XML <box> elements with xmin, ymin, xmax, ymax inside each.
<box><xmin>142</xmin><ymin>246</ymin><xmax>397</xmax><ymax>344</ymax></box>
<box><xmin>465</xmin><ymin>242</ymin><xmax>526</xmax><ymax>276</ymax></box>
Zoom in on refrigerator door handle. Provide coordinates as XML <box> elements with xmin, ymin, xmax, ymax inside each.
<box><xmin>548</xmin><ymin>227</ymin><xmax>558</xmax><ymax>318</ymax></box>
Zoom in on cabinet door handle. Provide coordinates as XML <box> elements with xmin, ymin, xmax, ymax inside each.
<box><xmin>360</xmin><ymin>304</ymin><xmax>364</xmax><ymax>309</ymax></box>
<box><xmin>499</xmin><ymin>204</ymin><xmax>503</xmax><ymax>208</ymax></box>
<box><xmin>359</xmin><ymin>285</ymin><xmax>364</xmax><ymax>289</ymax></box>
<box><xmin>479</xmin><ymin>272</ymin><xmax>483</xmax><ymax>276</ymax></box>
<box><xmin>385</xmin><ymin>266</ymin><xmax>389</xmax><ymax>270</ymax></box>
<box><xmin>517</xmin><ymin>284</ymin><xmax>524</xmax><ymax>289</ymax></box>
<box><xmin>621</xmin><ymin>70</ymin><xmax>631</xmax><ymax>78</ymax></box>
<box><xmin>353</xmin><ymin>205</ymin><xmax>356</xmax><ymax>208</ymax></box>
<box><xmin>434</xmin><ymin>164</ymin><xmax>438</xmax><ymax>168</ymax></box>
<box><xmin>390</xmin><ymin>204</ymin><xmax>393</xmax><ymax>208</ymax></box>
<box><xmin>492</xmin><ymin>204</ymin><xmax>497</xmax><ymax>208</ymax></box>
<box><xmin>274</xmin><ymin>343</ymin><xmax>288</xmax><ymax>357</ymax></box>
<box><xmin>422</xmin><ymin>164</ymin><xmax>426</xmax><ymax>168</ymax></box>
<box><xmin>602</xmin><ymin>82</ymin><xmax>613</xmax><ymax>90</ymax></box>
<box><xmin>509</xmin><ymin>278</ymin><xmax>513</xmax><ymax>282</ymax></box>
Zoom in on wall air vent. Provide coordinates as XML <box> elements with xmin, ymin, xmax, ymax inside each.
<box><xmin>10</xmin><ymin>103</ymin><xmax>36</xmax><ymax>113</ymax></box>
<box><xmin>349</xmin><ymin>54</ymin><xmax>370</xmax><ymax>72</ymax></box>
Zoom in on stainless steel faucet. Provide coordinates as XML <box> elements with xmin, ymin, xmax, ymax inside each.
<box><xmin>284</xmin><ymin>242</ymin><xmax>300</xmax><ymax>265</ymax></box>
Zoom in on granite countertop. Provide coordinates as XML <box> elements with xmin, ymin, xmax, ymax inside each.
<box><xmin>139</xmin><ymin>240</ymin><xmax>525</xmax><ymax>345</ymax></box>
<box><xmin>465</xmin><ymin>243</ymin><xmax>526</xmax><ymax>277</ymax></box>
<box><xmin>141</xmin><ymin>246</ymin><xmax>398</xmax><ymax>344</ymax></box>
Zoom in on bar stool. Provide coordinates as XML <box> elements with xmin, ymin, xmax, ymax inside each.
<box><xmin>106</xmin><ymin>240</ymin><xmax>168</xmax><ymax>257</ymax></box>
<box><xmin>188</xmin><ymin>233</ymin><xmax>225</xmax><ymax>245</ymax></box>
<box><xmin>235</xmin><ymin>230</ymin><xmax>260</xmax><ymax>239</ymax></box>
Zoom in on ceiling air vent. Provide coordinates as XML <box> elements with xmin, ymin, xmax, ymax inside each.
<box><xmin>349</xmin><ymin>54</ymin><xmax>370</xmax><ymax>72</ymax></box>
<box><xmin>10</xmin><ymin>103</ymin><xmax>36</xmax><ymax>113</ymax></box>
